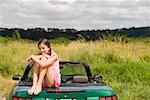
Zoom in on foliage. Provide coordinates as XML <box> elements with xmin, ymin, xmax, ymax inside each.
<box><xmin>0</xmin><ymin>27</ymin><xmax>149</xmax><ymax>41</ymax></box>
<box><xmin>0</xmin><ymin>37</ymin><xmax>150</xmax><ymax>99</ymax></box>
<box><xmin>0</xmin><ymin>37</ymin><xmax>16</xmax><ymax>43</ymax></box>
<box><xmin>100</xmin><ymin>32</ymin><xmax>127</xmax><ymax>43</ymax></box>
<box><xmin>49</xmin><ymin>37</ymin><xmax>72</xmax><ymax>45</ymax></box>
<box><xmin>13</xmin><ymin>30</ymin><xmax>21</xmax><ymax>40</ymax></box>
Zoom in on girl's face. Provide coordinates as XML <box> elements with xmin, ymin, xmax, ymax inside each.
<box><xmin>38</xmin><ymin>43</ymin><xmax>50</xmax><ymax>54</ymax></box>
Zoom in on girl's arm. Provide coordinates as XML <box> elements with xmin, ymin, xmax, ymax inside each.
<box><xmin>27</xmin><ymin>55</ymin><xmax>42</xmax><ymax>63</ymax></box>
<box><xmin>30</xmin><ymin>55</ymin><xmax>58</xmax><ymax>68</ymax></box>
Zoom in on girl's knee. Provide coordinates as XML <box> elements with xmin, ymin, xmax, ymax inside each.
<box><xmin>40</xmin><ymin>66</ymin><xmax>47</xmax><ymax>70</ymax></box>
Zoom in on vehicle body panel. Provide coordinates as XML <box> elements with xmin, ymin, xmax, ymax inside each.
<box><xmin>9</xmin><ymin>61</ymin><xmax>117</xmax><ymax>100</ymax></box>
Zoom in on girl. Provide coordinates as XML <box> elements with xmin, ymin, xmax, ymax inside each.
<box><xmin>27</xmin><ymin>38</ymin><xmax>61</xmax><ymax>95</ymax></box>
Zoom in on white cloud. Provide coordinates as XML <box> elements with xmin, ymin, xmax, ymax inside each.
<box><xmin>0</xmin><ymin>0</ymin><xmax>149</xmax><ymax>30</ymax></box>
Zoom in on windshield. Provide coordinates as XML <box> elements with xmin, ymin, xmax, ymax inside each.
<box><xmin>28</xmin><ymin>64</ymin><xmax>87</xmax><ymax>77</ymax></box>
<box><xmin>60</xmin><ymin>65</ymin><xmax>87</xmax><ymax>76</ymax></box>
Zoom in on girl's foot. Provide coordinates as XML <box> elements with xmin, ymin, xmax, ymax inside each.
<box><xmin>33</xmin><ymin>85</ymin><xmax>42</xmax><ymax>95</ymax></box>
<box><xmin>28</xmin><ymin>85</ymin><xmax>36</xmax><ymax>95</ymax></box>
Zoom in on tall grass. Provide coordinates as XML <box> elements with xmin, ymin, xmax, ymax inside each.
<box><xmin>0</xmin><ymin>37</ymin><xmax>150</xmax><ymax>100</ymax></box>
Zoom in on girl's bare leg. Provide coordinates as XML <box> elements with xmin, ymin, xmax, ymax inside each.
<box><xmin>33</xmin><ymin>57</ymin><xmax>50</xmax><ymax>95</ymax></box>
<box><xmin>33</xmin><ymin>67</ymin><xmax>54</xmax><ymax>95</ymax></box>
<box><xmin>45</xmin><ymin>66</ymin><xmax>54</xmax><ymax>87</ymax></box>
<box><xmin>33</xmin><ymin>66</ymin><xmax>47</xmax><ymax>95</ymax></box>
<box><xmin>28</xmin><ymin>64</ymin><xmax>39</xmax><ymax>95</ymax></box>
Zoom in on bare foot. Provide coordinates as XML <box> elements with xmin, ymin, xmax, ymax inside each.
<box><xmin>28</xmin><ymin>85</ymin><xmax>36</xmax><ymax>95</ymax></box>
<box><xmin>33</xmin><ymin>85</ymin><xmax>42</xmax><ymax>95</ymax></box>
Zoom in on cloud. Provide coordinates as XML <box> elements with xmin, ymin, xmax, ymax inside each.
<box><xmin>0</xmin><ymin>0</ymin><xmax>149</xmax><ymax>30</ymax></box>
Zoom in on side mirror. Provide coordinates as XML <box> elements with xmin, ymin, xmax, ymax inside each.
<box><xmin>12</xmin><ymin>75</ymin><xmax>22</xmax><ymax>80</ymax></box>
<box><xmin>93</xmin><ymin>74</ymin><xmax>103</xmax><ymax>83</ymax></box>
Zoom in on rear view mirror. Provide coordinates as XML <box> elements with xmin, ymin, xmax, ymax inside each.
<box><xmin>12</xmin><ymin>75</ymin><xmax>21</xmax><ymax>80</ymax></box>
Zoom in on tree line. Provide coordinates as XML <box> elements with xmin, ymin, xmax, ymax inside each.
<box><xmin>0</xmin><ymin>26</ymin><xmax>149</xmax><ymax>41</ymax></box>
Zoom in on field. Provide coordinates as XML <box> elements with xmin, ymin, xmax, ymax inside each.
<box><xmin>0</xmin><ymin>37</ymin><xmax>150</xmax><ymax>100</ymax></box>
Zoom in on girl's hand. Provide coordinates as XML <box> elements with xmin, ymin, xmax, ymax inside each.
<box><xmin>27</xmin><ymin>55</ymin><xmax>35</xmax><ymax>63</ymax></box>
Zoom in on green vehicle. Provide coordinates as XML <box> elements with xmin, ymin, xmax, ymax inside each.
<box><xmin>9</xmin><ymin>61</ymin><xmax>117</xmax><ymax>100</ymax></box>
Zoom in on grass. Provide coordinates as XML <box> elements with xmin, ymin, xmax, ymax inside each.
<box><xmin>0</xmin><ymin>37</ymin><xmax>150</xmax><ymax>100</ymax></box>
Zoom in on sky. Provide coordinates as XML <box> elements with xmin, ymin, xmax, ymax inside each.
<box><xmin>0</xmin><ymin>0</ymin><xmax>150</xmax><ymax>30</ymax></box>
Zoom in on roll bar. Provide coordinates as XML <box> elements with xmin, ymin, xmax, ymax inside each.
<box><xmin>21</xmin><ymin>61</ymin><xmax>93</xmax><ymax>82</ymax></box>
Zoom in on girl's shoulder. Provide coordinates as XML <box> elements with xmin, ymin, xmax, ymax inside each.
<box><xmin>51</xmin><ymin>50</ymin><xmax>57</xmax><ymax>56</ymax></box>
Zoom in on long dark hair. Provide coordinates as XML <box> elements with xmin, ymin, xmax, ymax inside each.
<box><xmin>38</xmin><ymin>38</ymin><xmax>51</xmax><ymax>55</ymax></box>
